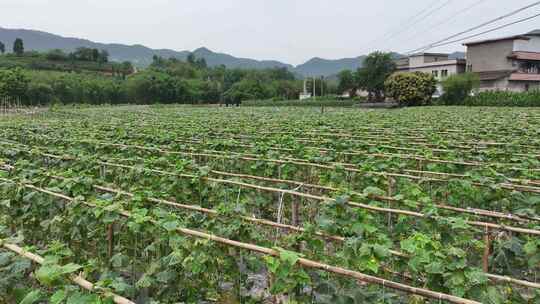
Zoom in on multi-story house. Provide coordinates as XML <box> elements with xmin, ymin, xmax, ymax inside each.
<box><xmin>463</xmin><ymin>30</ymin><xmax>540</xmax><ymax>92</ymax></box>
<box><xmin>396</xmin><ymin>53</ymin><xmax>466</xmax><ymax>95</ymax></box>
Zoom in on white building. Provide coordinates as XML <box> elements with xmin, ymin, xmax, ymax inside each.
<box><xmin>395</xmin><ymin>53</ymin><xmax>466</xmax><ymax>95</ymax></box>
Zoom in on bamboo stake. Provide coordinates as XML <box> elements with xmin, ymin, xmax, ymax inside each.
<box><xmin>5</xmin><ymin>175</ymin><xmax>540</xmax><ymax>290</ymax></box>
<box><xmin>483</xmin><ymin>227</ymin><xmax>490</xmax><ymax>273</ymax></box>
<box><xmin>1</xmin><ymin>242</ymin><xmax>135</xmax><ymax>304</ymax></box>
<box><xmin>1</xmin><ymin>150</ymin><xmax>538</xmax><ymax>235</ymax></box>
<box><xmin>5</xmin><ymin>179</ymin><xmax>482</xmax><ymax>304</ymax></box>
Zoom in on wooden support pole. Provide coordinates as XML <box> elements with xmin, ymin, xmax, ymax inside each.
<box><xmin>483</xmin><ymin>227</ymin><xmax>491</xmax><ymax>273</ymax></box>
<box><xmin>107</xmin><ymin>223</ymin><xmax>114</xmax><ymax>259</ymax></box>
<box><xmin>291</xmin><ymin>200</ymin><xmax>299</xmax><ymax>227</ymax></box>
<box><xmin>2</xmin><ymin>242</ymin><xmax>135</xmax><ymax>304</ymax></box>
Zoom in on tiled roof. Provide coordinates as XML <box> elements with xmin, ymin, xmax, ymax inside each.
<box><xmin>476</xmin><ymin>70</ymin><xmax>513</xmax><ymax>81</ymax></box>
<box><xmin>509</xmin><ymin>51</ymin><xmax>540</xmax><ymax>61</ymax></box>
<box><xmin>509</xmin><ymin>73</ymin><xmax>540</xmax><ymax>81</ymax></box>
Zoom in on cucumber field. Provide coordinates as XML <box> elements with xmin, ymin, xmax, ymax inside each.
<box><xmin>1</xmin><ymin>105</ymin><xmax>539</xmax><ymax>304</ymax></box>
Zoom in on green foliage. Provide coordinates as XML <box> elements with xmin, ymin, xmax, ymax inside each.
<box><xmin>0</xmin><ymin>41</ymin><xmax>5</xmax><ymax>54</ymax></box>
<box><xmin>13</xmin><ymin>38</ymin><xmax>24</xmax><ymax>56</ymax></box>
<box><xmin>243</xmin><ymin>98</ymin><xmax>358</xmax><ymax>107</ymax></box>
<box><xmin>0</xmin><ymin>67</ymin><xmax>29</xmax><ymax>100</ymax></box>
<box><xmin>337</xmin><ymin>70</ymin><xmax>356</xmax><ymax>95</ymax></box>
<box><xmin>440</xmin><ymin>73</ymin><xmax>480</xmax><ymax>105</ymax></box>
<box><xmin>264</xmin><ymin>249</ymin><xmax>310</xmax><ymax>295</ymax></box>
<box><xmin>462</xmin><ymin>90</ymin><xmax>540</xmax><ymax>107</ymax></box>
<box><xmin>224</xmin><ymin>78</ymin><xmax>270</xmax><ymax>103</ymax></box>
<box><xmin>384</xmin><ymin>71</ymin><xmax>437</xmax><ymax>106</ymax></box>
<box><xmin>356</xmin><ymin>51</ymin><xmax>396</xmax><ymax>101</ymax></box>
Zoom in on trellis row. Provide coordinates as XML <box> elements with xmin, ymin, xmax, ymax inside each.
<box><xmin>34</xmin><ymin>172</ymin><xmax>539</xmax><ymax>290</ymax></box>
<box><xmin>2</xmin><ymin>143</ymin><xmax>540</xmax><ymax>231</ymax></box>
<box><xmin>16</xmin><ymin>128</ymin><xmax>537</xmax><ymax>188</ymax></box>
<box><xmin>50</xmin><ymin>110</ymin><xmax>539</xmax><ymax>149</ymax></box>
<box><xmin>96</xmin><ymin>154</ymin><xmax>536</xmax><ymax>223</ymax></box>
<box><xmin>3</xmin><ymin>138</ymin><xmax>539</xmax><ymax>195</ymax></box>
<box><xmin>1</xmin><ymin>152</ymin><xmax>535</xmax><ymax>225</ymax></box>
<box><xmin>0</xmin><ymin>178</ymin><xmax>484</xmax><ymax>304</ymax></box>
<box><xmin>10</xmin><ymin>126</ymin><xmax>540</xmax><ymax>170</ymax></box>
<box><xmin>1</xmin><ymin>242</ymin><xmax>135</xmax><ymax>304</ymax></box>
<box><xmin>5</xmin><ymin>146</ymin><xmax>537</xmax><ymax>237</ymax></box>
<box><xmin>52</xmin><ymin>139</ymin><xmax>540</xmax><ymax>193</ymax></box>
<box><xmin>4</xmin><ymin>119</ymin><xmax>540</xmax><ymax>164</ymax></box>
<box><xmin>167</xmin><ymin>134</ymin><xmax>540</xmax><ymax>158</ymax></box>
<box><xmin>4</xmin><ymin>157</ymin><xmax>540</xmax><ymax>288</ymax></box>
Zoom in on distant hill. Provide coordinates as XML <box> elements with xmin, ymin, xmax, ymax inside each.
<box><xmin>0</xmin><ymin>27</ymin><xmax>295</xmax><ymax>71</ymax></box>
<box><xmin>295</xmin><ymin>56</ymin><xmax>366</xmax><ymax>77</ymax></box>
<box><xmin>0</xmin><ymin>27</ymin><xmax>460</xmax><ymax>77</ymax></box>
<box><xmin>449</xmin><ymin>51</ymin><xmax>466</xmax><ymax>59</ymax></box>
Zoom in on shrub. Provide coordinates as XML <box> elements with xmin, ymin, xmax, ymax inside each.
<box><xmin>384</xmin><ymin>72</ymin><xmax>437</xmax><ymax>106</ymax></box>
<box><xmin>0</xmin><ymin>68</ymin><xmax>29</xmax><ymax>100</ymax></box>
<box><xmin>440</xmin><ymin>73</ymin><xmax>479</xmax><ymax>105</ymax></box>
<box><xmin>26</xmin><ymin>82</ymin><xmax>54</xmax><ymax>105</ymax></box>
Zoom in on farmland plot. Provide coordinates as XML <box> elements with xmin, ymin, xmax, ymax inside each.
<box><xmin>0</xmin><ymin>105</ymin><xmax>539</xmax><ymax>303</ymax></box>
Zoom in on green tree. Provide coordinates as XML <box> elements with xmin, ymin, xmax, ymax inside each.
<box><xmin>187</xmin><ymin>53</ymin><xmax>196</xmax><ymax>65</ymax></box>
<box><xmin>223</xmin><ymin>78</ymin><xmax>270</xmax><ymax>104</ymax></box>
<box><xmin>0</xmin><ymin>41</ymin><xmax>5</xmax><ymax>54</ymax></box>
<box><xmin>337</xmin><ymin>70</ymin><xmax>356</xmax><ymax>95</ymax></box>
<box><xmin>13</xmin><ymin>38</ymin><xmax>24</xmax><ymax>56</ymax></box>
<box><xmin>356</xmin><ymin>51</ymin><xmax>396</xmax><ymax>101</ymax></box>
<box><xmin>91</xmin><ymin>49</ymin><xmax>100</xmax><ymax>62</ymax></box>
<box><xmin>0</xmin><ymin>68</ymin><xmax>30</xmax><ymax>100</ymax></box>
<box><xmin>441</xmin><ymin>73</ymin><xmax>480</xmax><ymax>105</ymax></box>
<box><xmin>98</xmin><ymin>49</ymin><xmax>109</xmax><ymax>63</ymax></box>
<box><xmin>384</xmin><ymin>71</ymin><xmax>437</xmax><ymax>107</ymax></box>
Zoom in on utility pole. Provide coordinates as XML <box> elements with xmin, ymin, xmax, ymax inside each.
<box><xmin>312</xmin><ymin>77</ymin><xmax>316</xmax><ymax>99</ymax></box>
<box><xmin>321</xmin><ymin>76</ymin><xmax>324</xmax><ymax>97</ymax></box>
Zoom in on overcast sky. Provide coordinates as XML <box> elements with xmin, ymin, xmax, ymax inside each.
<box><xmin>2</xmin><ymin>0</ymin><xmax>539</xmax><ymax>65</ymax></box>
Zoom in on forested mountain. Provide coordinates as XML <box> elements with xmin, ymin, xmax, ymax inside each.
<box><xmin>0</xmin><ymin>27</ymin><xmax>462</xmax><ymax>77</ymax></box>
<box><xmin>0</xmin><ymin>27</ymin><xmax>362</xmax><ymax>76</ymax></box>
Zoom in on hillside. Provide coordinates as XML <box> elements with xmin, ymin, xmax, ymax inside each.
<box><xmin>295</xmin><ymin>56</ymin><xmax>366</xmax><ymax>77</ymax></box>
<box><xmin>0</xmin><ymin>27</ymin><xmax>366</xmax><ymax>76</ymax></box>
<box><xmin>0</xmin><ymin>28</ymin><xmax>293</xmax><ymax>71</ymax></box>
<box><xmin>0</xmin><ymin>27</ymin><xmax>463</xmax><ymax>77</ymax></box>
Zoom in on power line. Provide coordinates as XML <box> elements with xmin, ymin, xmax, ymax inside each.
<box><xmin>397</xmin><ymin>0</ymin><xmax>488</xmax><ymax>44</ymax></box>
<box><xmin>384</xmin><ymin>0</ymin><xmax>453</xmax><ymax>42</ymax></box>
<box><xmin>422</xmin><ymin>12</ymin><xmax>540</xmax><ymax>49</ymax></box>
<box><xmin>360</xmin><ymin>0</ymin><xmax>445</xmax><ymax>52</ymax></box>
<box><xmin>406</xmin><ymin>0</ymin><xmax>540</xmax><ymax>54</ymax></box>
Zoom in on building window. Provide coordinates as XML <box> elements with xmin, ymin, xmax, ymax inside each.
<box><xmin>432</xmin><ymin>70</ymin><xmax>439</xmax><ymax>78</ymax></box>
<box><xmin>441</xmin><ymin>70</ymin><xmax>448</xmax><ymax>77</ymax></box>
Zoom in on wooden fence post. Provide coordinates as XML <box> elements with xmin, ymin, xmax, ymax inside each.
<box><xmin>483</xmin><ymin>227</ymin><xmax>491</xmax><ymax>273</ymax></box>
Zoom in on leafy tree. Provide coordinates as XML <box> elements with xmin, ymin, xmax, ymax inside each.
<box><xmin>46</xmin><ymin>49</ymin><xmax>68</xmax><ymax>61</ymax></box>
<box><xmin>337</xmin><ymin>70</ymin><xmax>356</xmax><ymax>95</ymax></box>
<box><xmin>92</xmin><ymin>49</ymin><xmax>100</xmax><ymax>62</ymax></box>
<box><xmin>195</xmin><ymin>58</ymin><xmax>207</xmax><ymax>69</ymax></box>
<box><xmin>267</xmin><ymin>67</ymin><xmax>295</xmax><ymax>81</ymax></box>
<box><xmin>223</xmin><ymin>78</ymin><xmax>270</xmax><ymax>104</ymax></box>
<box><xmin>441</xmin><ymin>73</ymin><xmax>480</xmax><ymax>105</ymax></box>
<box><xmin>187</xmin><ymin>53</ymin><xmax>196</xmax><ymax>65</ymax></box>
<box><xmin>384</xmin><ymin>71</ymin><xmax>437</xmax><ymax>106</ymax></box>
<box><xmin>98</xmin><ymin>49</ymin><xmax>109</xmax><ymax>63</ymax></box>
<box><xmin>26</xmin><ymin>82</ymin><xmax>54</xmax><ymax>105</ymax></box>
<box><xmin>0</xmin><ymin>68</ymin><xmax>30</xmax><ymax>100</ymax></box>
<box><xmin>13</xmin><ymin>38</ymin><xmax>24</xmax><ymax>56</ymax></box>
<box><xmin>356</xmin><ymin>51</ymin><xmax>396</xmax><ymax>101</ymax></box>
<box><xmin>0</xmin><ymin>41</ymin><xmax>5</xmax><ymax>54</ymax></box>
